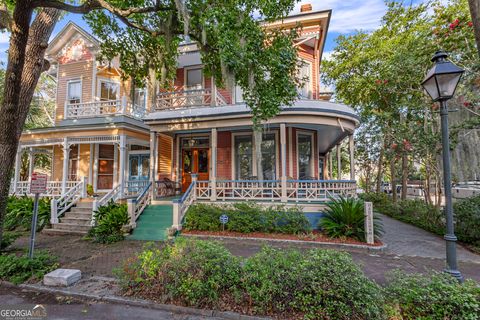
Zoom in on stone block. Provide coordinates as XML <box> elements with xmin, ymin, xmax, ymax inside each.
<box><xmin>43</xmin><ymin>268</ymin><xmax>81</xmax><ymax>287</ymax></box>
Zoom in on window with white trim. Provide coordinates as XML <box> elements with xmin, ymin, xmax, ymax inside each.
<box><xmin>297</xmin><ymin>60</ymin><xmax>312</xmax><ymax>99</ymax></box>
<box><xmin>67</xmin><ymin>80</ymin><xmax>82</xmax><ymax>104</ymax></box>
<box><xmin>233</xmin><ymin>133</ymin><xmax>277</xmax><ymax>180</ymax></box>
<box><xmin>234</xmin><ymin>135</ymin><xmax>253</xmax><ymax>179</ymax></box>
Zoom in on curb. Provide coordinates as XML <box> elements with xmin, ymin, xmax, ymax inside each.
<box><xmin>181</xmin><ymin>233</ymin><xmax>388</xmax><ymax>252</ymax></box>
<box><xmin>18</xmin><ymin>282</ymin><xmax>271</xmax><ymax>320</ymax></box>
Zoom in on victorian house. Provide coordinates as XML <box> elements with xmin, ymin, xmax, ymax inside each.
<box><xmin>12</xmin><ymin>5</ymin><xmax>359</xmax><ymax>239</ymax></box>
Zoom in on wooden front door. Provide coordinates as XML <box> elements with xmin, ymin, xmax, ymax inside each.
<box><xmin>182</xmin><ymin>148</ymin><xmax>209</xmax><ymax>192</ymax></box>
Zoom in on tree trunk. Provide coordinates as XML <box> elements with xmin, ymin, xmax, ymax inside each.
<box><xmin>0</xmin><ymin>6</ymin><xmax>59</xmax><ymax>248</ymax></box>
<box><xmin>376</xmin><ymin>143</ymin><xmax>385</xmax><ymax>193</ymax></box>
<box><xmin>390</xmin><ymin>158</ymin><xmax>397</xmax><ymax>203</ymax></box>
<box><xmin>424</xmin><ymin>162</ymin><xmax>432</xmax><ymax>205</ymax></box>
<box><xmin>468</xmin><ymin>0</ymin><xmax>480</xmax><ymax>57</ymax></box>
<box><xmin>401</xmin><ymin>152</ymin><xmax>408</xmax><ymax>200</ymax></box>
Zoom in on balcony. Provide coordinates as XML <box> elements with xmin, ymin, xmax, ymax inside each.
<box><xmin>155</xmin><ymin>88</ymin><xmax>228</xmax><ymax>111</ymax></box>
<box><xmin>64</xmin><ymin>96</ymin><xmax>146</xmax><ymax>120</ymax></box>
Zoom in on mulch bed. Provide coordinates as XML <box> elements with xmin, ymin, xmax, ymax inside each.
<box><xmin>181</xmin><ymin>230</ymin><xmax>384</xmax><ymax>247</ymax></box>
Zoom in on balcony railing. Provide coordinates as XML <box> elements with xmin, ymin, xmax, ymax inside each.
<box><xmin>195</xmin><ymin>179</ymin><xmax>357</xmax><ymax>202</ymax></box>
<box><xmin>155</xmin><ymin>88</ymin><xmax>227</xmax><ymax>111</ymax></box>
<box><xmin>10</xmin><ymin>181</ymin><xmax>78</xmax><ymax>197</ymax></box>
<box><xmin>64</xmin><ymin>96</ymin><xmax>146</xmax><ymax>120</ymax></box>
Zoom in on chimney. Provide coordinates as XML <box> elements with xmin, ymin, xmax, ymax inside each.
<box><xmin>300</xmin><ymin>3</ymin><xmax>312</xmax><ymax>12</ymax></box>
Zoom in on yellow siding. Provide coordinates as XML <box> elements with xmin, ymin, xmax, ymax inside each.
<box><xmin>56</xmin><ymin>61</ymin><xmax>94</xmax><ymax>123</ymax></box>
<box><xmin>78</xmin><ymin>144</ymin><xmax>90</xmax><ymax>179</ymax></box>
<box><xmin>52</xmin><ymin>146</ymin><xmax>63</xmax><ymax>181</ymax></box>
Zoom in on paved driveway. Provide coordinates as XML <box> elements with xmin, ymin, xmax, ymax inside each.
<box><xmin>380</xmin><ymin>214</ymin><xmax>480</xmax><ymax>264</ymax></box>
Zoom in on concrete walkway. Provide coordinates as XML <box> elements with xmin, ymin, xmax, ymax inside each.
<box><xmin>380</xmin><ymin>214</ymin><xmax>480</xmax><ymax>264</ymax></box>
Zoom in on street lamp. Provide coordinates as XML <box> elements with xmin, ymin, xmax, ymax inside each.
<box><xmin>421</xmin><ymin>50</ymin><xmax>464</xmax><ymax>282</ymax></box>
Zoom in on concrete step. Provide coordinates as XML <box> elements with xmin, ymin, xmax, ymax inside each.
<box><xmin>53</xmin><ymin>223</ymin><xmax>91</xmax><ymax>233</ymax></box>
<box><xmin>73</xmin><ymin>204</ymin><xmax>93</xmax><ymax>210</ymax></box>
<box><xmin>70</xmin><ymin>207</ymin><xmax>92</xmax><ymax>213</ymax></box>
<box><xmin>43</xmin><ymin>228</ymin><xmax>88</xmax><ymax>236</ymax></box>
<box><xmin>64</xmin><ymin>212</ymin><xmax>92</xmax><ymax>220</ymax></box>
<box><xmin>60</xmin><ymin>217</ymin><xmax>91</xmax><ymax>226</ymax></box>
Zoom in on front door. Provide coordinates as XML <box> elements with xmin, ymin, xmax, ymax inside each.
<box><xmin>182</xmin><ymin>148</ymin><xmax>209</xmax><ymax>192</ymax></box>
<box><xmin>129</xmin><ymin>154</ymin><xmax>150</xmax><ymax>181</ymax></box>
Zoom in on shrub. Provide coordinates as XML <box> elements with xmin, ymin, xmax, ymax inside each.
<box><xmin>242</xmin><ymin>246</ymin><xmax>384</xmax><ymax>318</ymax></box>
<box><xmin>384</xmin><ymin>271</ymin><xmax>480</xmax><ymax>319</ymax></box>
<box><xmin>118</xmin><ymin>240</ymin><xmax>385</xmax><ymax>319</ymax></box>
<box><xmin>117</xmin><ymin>239</ymin><xmax>241</xmax><ymax>307</ymax></box>
<box><xmin>0</xmin><ymin>251</ymin><xmax>58</xmax><ymax>284</ymax></box>
<box><xmin>0</xmin><ymin>231</ymin><xmax>21</xmax><ymax>250</ymax></box>
<box><xmin>319</xmin><ymin>196</ymin><xmax>383</xmax><ymax>241</ymax></box>
<box><xmin>454</xmin><ymin>195</ymin><xmax>480</xmax><ymax>247</ymax></box>
<box><xmin>88</xmin><ymin>200</ymin><xmax>129</xmax><ymax>244</ymax></box>
<box><xmin>183</xmin><ymin>202</ymin><xmax>310</xmax><ymax>234</ymax></box>
<box><xmin>86</xmin><ymin>184</ymin><xmax>94</xmax><ymax>197</ymax></box>
<box><xmin>4</xmin><ymin>196</ymin><xmax>51</xmax><ymax>231</ymax></box>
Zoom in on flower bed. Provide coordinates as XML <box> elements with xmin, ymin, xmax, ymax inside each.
<box><xmin>181</xmin><ymin>229</ymin><xmax>384</xmax><ymax>247</ymax></box>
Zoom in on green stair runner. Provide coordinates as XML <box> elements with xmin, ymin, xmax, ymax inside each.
<box><xmin>129</xmin><ymin>205</ymin><xmax>173</xmax><ymax>241</ymax></box>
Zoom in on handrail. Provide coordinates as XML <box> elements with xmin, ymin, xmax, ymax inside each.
<box><xmin>127</xmin><ymin>182</ymin><xmax>152</xmax><ymax>227</ymax></box>
<box><xmin>65</xmin><ymin>97</ymin><xmax>146</xmax><ymax>120</ymax></box>
<box><xmin>155</xmin><ymin>88</ymin><xmax>228</xmax><ymax>110</ymax></box>
<box><xmin>91</xmin><ymin>184</ymin><xmax>122</xmax><ymax>225</ymax></box>
<box><xmin>11</xmin><ymin>181</ymin><xmax>77</xmax><ymax>197</ymax></box>
<box><xmin>172</xmin><ymin>180</ymin><xmax>196</xmax><ymax>229</ymax></box>
<box><xmin>50</xmin><ymin>180</ymin><xmax>84</xmax><ymax>224</ymax></box>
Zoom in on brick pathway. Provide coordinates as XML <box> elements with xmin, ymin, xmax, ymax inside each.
<box><xmin>380</xmin><ymin>214</ymin><xmax>480</xmax><ymax>264</ymax></box>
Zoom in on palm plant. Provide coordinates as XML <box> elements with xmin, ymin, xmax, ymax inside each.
<box><xmin>319</xmin><ymin>196</ymin><xmax>384</xmax><ymax>242</ymax></box>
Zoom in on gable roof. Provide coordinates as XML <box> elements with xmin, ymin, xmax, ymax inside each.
<box><xmin>46</xmin><ymin>21</ymin><xmax>100</xmax><ymax>61</ymax></box>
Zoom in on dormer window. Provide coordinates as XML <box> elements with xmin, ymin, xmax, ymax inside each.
<box><xmin>99</xmin><ymin>80</ymin><xmax>119</xmax><ymax>101</ymax></box>
<box><xmin>67</xmin><ymin>80</ymin><xmax>82</xmax><ymax>104</ymax></box>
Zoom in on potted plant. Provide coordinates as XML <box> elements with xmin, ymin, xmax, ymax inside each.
<box><xmin>166</xmin><ymin>227</ymin><xmax>177</xmax><ymax>239</ymax></box>
<box><xmin>86</xmin><ymin>184</ymin><xmax>95</xmax><ymax>197</ymax></box>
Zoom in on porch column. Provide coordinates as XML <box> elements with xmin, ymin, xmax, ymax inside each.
<box><xmin>150</xmin><ymin>131</ymin><xmax>158</xmax><ymax>198</ymax></box>
<box><xmin>336</xmin><ymin>143</ymin><xmax>342</xmax><ymax>180</ymax></box>
<box><xmin>28</xmin><ymin>148</ymin><xmax>34</xmax><ymax>178</ymax></box>
<box><xmin>349</xmin><ymin>134</ymin><xmax>355</xmax><ymax>181</ymax></box>
<box><xmin>280</xmin><ymin>123</ymin><xmax>287</xmax><ymax>202</ymax></box>
<box><xmin>113</xmin><ymin>143</ymin><xmax>118</xmax><ymax>187</ymax></box>
<box><xmin>210</xmin><ymin>128</ymin><xmax>217</xmax><ymax>201</ymax></box>
<box><xmin>328</xmin><ymin>152</ymin><xmax>333</xmax><ymax>179</ymax></box>
<box><xmin>61</xmin><ymin>138</ymin><xmax>70</xmax><ymax>194</ymax></box>
<box><xmin>13</xmin><ymin>148</ymin><xmax>22</xmax><ymax>192</ymax></box>
<box><xmin>119</xmin><ymin>135</ymin><xmax>127</xmax><ymax>197</ymax></box>
<box><xmin>88</xmin><ymin>144</ymin><xmax>94</xmax><ymax>185</ymax></box>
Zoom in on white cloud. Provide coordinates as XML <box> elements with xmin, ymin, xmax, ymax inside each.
<box><xmin>322</xmin><ymin>50</ymin><xmax>333</xmax><ymax>61</ymax></box>
<box><xmin>293</xmin><ymin>0</ymin><xmax>387</xmax><ymax>33</ymax></box>
<box><xmin>0</xmin><ymin>32</ymin><xmax>9</xmax><ymax>44</ymax></box>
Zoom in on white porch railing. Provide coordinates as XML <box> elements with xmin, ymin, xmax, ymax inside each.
<box><xmin>91</xmin><ymin>184</ymin><xmax>122</xmax><ymax>225</ymax></box>
<box><xmin>127</xmin><ymin>182</ymin><xmax>152</xmax><ymax>228</ymax></box>
<box><xmin>195</xmin><ymin>179</ymin><xmax>357</xmax><ymax>203</ymax></box>
<box><xmin>156</xmin><ymin>88</ymin><xmax>227</xmax><ymax>110</ymax></box>
<box><xmin>11</xmin><ymin>181</ymin><xmax>77</xmax><ymax>197</ymax></box>
<box><xmin>124</xmin><ymin>180</ymin><xmax>150</xmax><ymax>197</ymax></box>
<box><xmin>50</xmin><ymin>179</ymin><xmax>86</xmax><ymax>224</ymax></box>
<box><xmin>65</xmin><ymin>96</ymin><xmax>146</xmax><ymax>120</ymax></box>
<box><xmin>172</xmin><ymin>179</ymin><xmax>197</xmax><ymax>229</ymax></box>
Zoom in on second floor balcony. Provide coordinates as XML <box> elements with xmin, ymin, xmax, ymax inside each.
<box><xmin>64</xmin><ymin>96</ymin><xmax>146</xmax><ymax>120</ymax></box>
<box><xmin>155</xmin><ymin>88</ymin><xmax>228</xmax><ymax>111</ymax></box>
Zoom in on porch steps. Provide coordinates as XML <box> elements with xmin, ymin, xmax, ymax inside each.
<box><xmin>44</xmin><ymin>199</ymin><xmax>93</xmax><ymax>235</ymax></box>
<box><xmin>129</xmin><ymin>205</ymin><xmax>173</xmax><ymax>241</ymax></box>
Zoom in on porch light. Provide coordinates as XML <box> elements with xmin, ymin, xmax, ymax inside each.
<box><xmin>421</xmin><ymin>51</ymin><xmax>464</xmax><ymax>102</ymax></box>
<box><xmin>188</xmin><ymin>138</ymin><xmax>196</xmax><ymax>147</ymax></box>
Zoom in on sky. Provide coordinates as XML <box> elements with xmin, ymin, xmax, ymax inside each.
<box><xmin>0</xmin><ymin>0</ymin><xmax>404</xmax><ymax>63</ymax></box>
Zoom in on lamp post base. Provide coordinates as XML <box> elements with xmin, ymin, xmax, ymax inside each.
<box><xmin>444</xmin><ymin>268</ymin><xmax>464</xmax><ymax>282</ymax></box>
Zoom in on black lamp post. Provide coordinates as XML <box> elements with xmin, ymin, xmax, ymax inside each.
<box><xmin>421</xmin><ymin>51</ymin><xmax>464</xmax><ymax>282</ymax></box>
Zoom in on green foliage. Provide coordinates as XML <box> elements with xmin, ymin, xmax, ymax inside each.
<box><xmin>117</xmin><ymin>239</ymin><xmax>241</xmax><ymax>308</ymax></box>
<box><xmin>183</xmin><ymin>202</ymin><xmax>311</xmax><ymax>234</ymax></box>
<box><xmin>0</xmin><ymin>231</ymin><xmax>21</xmax><ymax>250</ymax></box>
<box><xmin>454</xmin><ymin>195</ymin><xmax>480</xmax><ymax>247</ymax></box>
<box><xmin>0</xmin><ymin>251</ymin><xmax>58</xmax><ymax>284</ymax></box>
<box><xmin>4</xmin><ymin>196</ymin><xmax>51</xmax><ymax>231</ymax></box>
<box><xmin>319</xmin><ymin>196</ymin><xmax>384</xmax><ymax>241</ymax></box>
<box><xmin>242</xmin><ymin>246</ymin><xmax>385</xmax><ymax>319</ymax></box>
<box><xmin>88</xmin><ymin>200</ymin><xmax>129</xmax><ymax>244</ymax></box>
<box><xmin>86</xmin><ymin>184</ymin><xmax>94</xmax><ymax>197</ymax></box>
<box><xmin>384</xmin><ymin>271</ymin><xmax>480</xmax><ymax>320</ymax></box>
<box><xmin>118</xmin><ymin>240</ymin><xmax>384</xmax><ymax>318</ymax></box>
<box><xmin>84</xmin><ymin>0</ymin><xmax>301</xmax><ymax>123</ymax></box>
